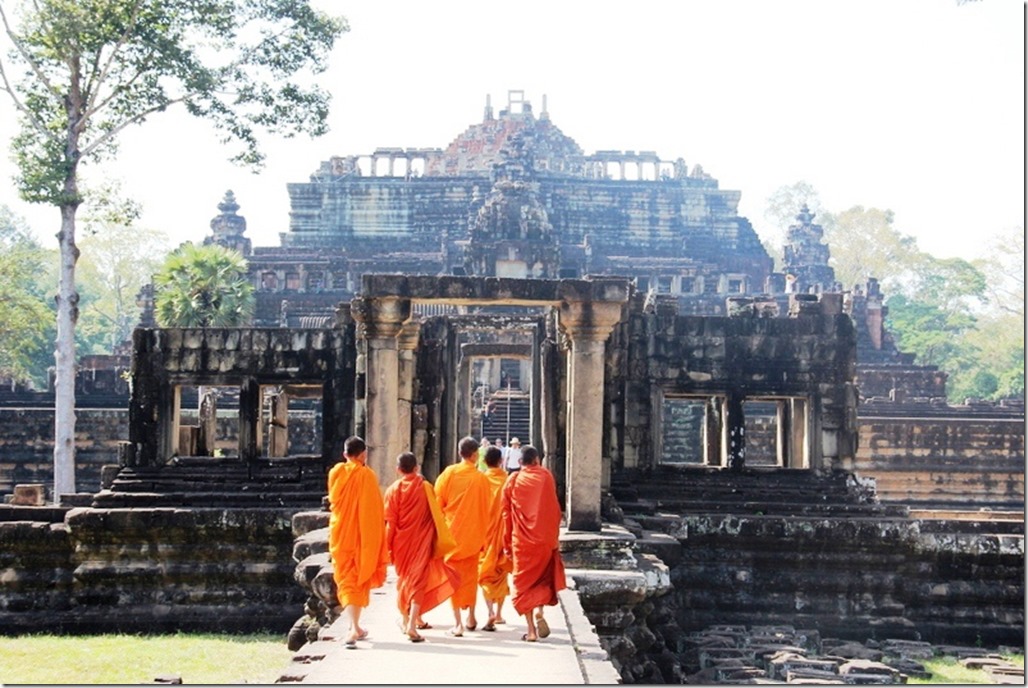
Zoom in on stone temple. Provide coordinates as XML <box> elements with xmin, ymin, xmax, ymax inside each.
<box><xmin>0</xmin><ymin>91</ymin><xmax>1022</xmax><ymax>682</ymax></box>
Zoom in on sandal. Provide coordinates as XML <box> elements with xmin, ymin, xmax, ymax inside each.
<box><xmin>481</xmin><ymin>621</ymin><xmax>496</xmax><ymax>632</ymax></box>
<box><xmin>407</xmin><ymin>634</ymin><xmax>426</xmax><ymax>643</ymax></box>
<box><xmin>521</xmin><ymin>633</ymin><xmax>537</xmax><ymax>642</ymax></box>
<box><xmin>344</xmin><ymin>639</ymin><xmax>357</xmax><ymax>649</ymax></box>
<box><xmin>536</xmin><ymin>617</ymin><xmax>550</xmax><ymax>638</ymax></box>
<box><xmin>356</xmin><ymin>629</ymin><xmax>369</xmax><ymax>641</ymax></box>
<box><xmin>416</xmin><ymin>621</ymin><xmax>432</xmax><ymax>630</ymax></box>
<box><xmin>447</xmin><ymin>627</ymin><xmax>463</xmax><ymax>637</ymax></box>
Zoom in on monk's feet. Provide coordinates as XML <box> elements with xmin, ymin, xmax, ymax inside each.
<box><xmin>406</xmin><ymin>630</ymin><xmax>426</xmax><ymax>643</ymax></box>
<box><xmin>521</xmin><ymin>633</ymin><xmax>538</xmax><ymax>642</ymax></box>
<box><xmin>465</xmin><ymin>615</ymin><xmax>477</xmax><ymax>631</ymax></box>
<box><xmin>447</xmin><ymin>625</ymin><xmax>464</xmax><ymax>637</ymax></box>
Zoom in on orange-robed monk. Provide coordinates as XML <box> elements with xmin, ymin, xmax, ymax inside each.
<box><xmin>383</xmin><ymin>452</ymin><xmax>459</xmax><ymax>643</ymax></box>
<box><xmin>327</xmin><ymin>435</ymin><xmax>388</xmax><ymax>649</ymax></box>
<box><xmin>434</xmin><ymin>436</ymin><xmax>493</xmax><ymax>636</ymax></box>
<box><xmin>501</xmin><ymin>444</ymin><xmax>566</xmax><ymax>642</ymax></box>
<box><xmin>477</xmin><ymin>445</ymin><xmax>513</xmax><ymax>630</ymax></box>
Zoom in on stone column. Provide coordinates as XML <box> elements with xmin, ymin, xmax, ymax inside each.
<box><xmin>395</xmin><ymin>320</ymin><xmax>421</xmax><ymax>458</ymax></box>
<box><xmin>725</xmin><ymin>393</ymin><xmax>745</xmax><ymax>470</ymax></box>
<box><xmin>352</xmin><ymin>295</ymin><xmax>411</xmax><ymax>487</ymax></box>
<box><xmin>559</xmin><ymin>289</ymin><xmax>626</xmax><ymax>531</ymax></box>
<box><xmin>239</xmin><ymin>377</ymin><xmax>261</xmax><ymax>463</ymax></box>
<box><xmin>269</xmin><ymin>390</ymin><xmax>290</xmax><ymax>457</ymax></box>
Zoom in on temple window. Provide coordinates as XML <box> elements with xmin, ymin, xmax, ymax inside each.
<box><xmin>307</xmin><ymin>272</ymin><xmax>324</xmax><ymax>292</ymax></box>
<box><xmin>261</xmin><ymin>272</ymin><xmax>278</xmax><ymax>290</ymax></box>
<box><xmin>285</xmin><ymin>272</ymin><xmax>300</xmax><ymax>291</ymax></box>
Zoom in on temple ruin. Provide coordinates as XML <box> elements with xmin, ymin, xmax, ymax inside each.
<box><xmin>0</xmin><ymin>91</ymin><xmax>1021</xmax><ymax>680</ymax></box>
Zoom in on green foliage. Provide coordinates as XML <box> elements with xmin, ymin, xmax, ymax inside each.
<box><xmin>0</xmin><ymin>632</ymin><xmax>291</xmax><ymax>684</ymax></box>
<box><xmin>3</xmin><ymin>0</ymin><xmax>348</xmax><ymax>204</ymax></box>
<box><xmin>762</xmin><ymin>181</ymin><xmax>825</xmax><ymax>269</ymax></box>
<box><xmin>820</xmin><ymin>206</ymin><xmax>921</xmax><ymax>293</ymax></box>
<box><xmin>0</xmin><ymin>206</ymin><xmax>54</xmax><ymax>385</ymax></box>
<box><xmin>76</xmin><ymin>182</ymin><xmax>170</xmax><ymax>352</ymax></box>
<box><xmin>154</xmin><ymin>242</ymin><xmax>254</xmax><ymax>327</ymax></box>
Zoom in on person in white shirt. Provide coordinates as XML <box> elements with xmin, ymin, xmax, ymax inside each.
<box><xmin>504</xmin><ymin>437</ymin><xmax>523</xmax><ymax>474</ymax></box>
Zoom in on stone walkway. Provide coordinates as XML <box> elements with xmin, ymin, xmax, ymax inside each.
<box><xmin>276</xmin><ymin>567</ymin><xmax>620</xmax><ymax>684</ymax></box>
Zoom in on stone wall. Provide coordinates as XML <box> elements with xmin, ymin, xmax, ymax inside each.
<box><xmin>0</xmin><ymin>409</ymin><xmax>128</xmax><ymax>498</ymax></box>
<box><xmin>854</xmin><ymin>403</ymin><xmax>1025</xmax><ymax>508</ymax></box>
<box><xmin>0</xmin><ymin>505</ymin><xmax>302</xmax><ymax>634</ymax></box>
<box><xmin>608</xmin><ymin>294</ymin><xmax>859</xmax><ymax>472</ymax></box>
<box><xmin>665</xmin><ymin>514</ymin><xmax>1023</xmax><ymax>647</ymax></box>
<box><xmin>0</xmin><ymin>409</ymin><xmax>321</xmax><ymax>498</ymax></box>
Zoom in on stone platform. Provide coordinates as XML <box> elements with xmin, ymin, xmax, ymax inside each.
<box><xmin>275</xmin><ymin>566</ymin><xmax>620</xmax><ymax>684</ymax></box>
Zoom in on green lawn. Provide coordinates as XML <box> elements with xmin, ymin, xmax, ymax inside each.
<box><xmin>0</xmin><ymin>632</ymin><xmax>293</xmax><ymax>685</ymax></box>
<box><xmin>909</xmin><ymin>654</ymin><xmax>1025</xmax><ymax>684</ymax></box>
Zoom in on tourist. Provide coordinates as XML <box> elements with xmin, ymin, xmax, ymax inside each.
<box><xmin>504</xmin><ymin>437</ymin><xmax>523</xmax><ymax>474</ymax></box>
<box><xmin>327</xmin><ymin>436</ymin><xmax>388</xmax><ymax>649</ymax></box>
<box><xmin>383</xmin><ymin>452</ymin><xmax>459</xmax><ymax>643</ymax></box>
<box><xmin>476</xmin><ymin>437</ymin><xmax>490</xmax><ymax>472</ymax></box>
<box><xmin>435</xmin><ymin>436</ymin><xmax>493</xmax><ymax>636</ymax></box>
<box><xmin>502</xmin><ymin>444</ymin><xmax>566</xmax><ymax>642</ymax></box>
<box><xmin>477</xmin><ymin>445</ymin><xmax>512</xmax><ymax>631</ymax></box>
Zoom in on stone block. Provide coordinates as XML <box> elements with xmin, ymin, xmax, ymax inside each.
<box><xmin>11</xmin><ymin>484</ymin><xmax>45</xmax><ymax>506</ymax></box>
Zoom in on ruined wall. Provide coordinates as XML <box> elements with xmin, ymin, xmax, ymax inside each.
<box><xmin>0</xmin><ymin>505</ymin><xmax>302</xmax><ymax>634</ymax></box>
<box><xmin>130</xmin><ymin>326</ymin><xmax>355</xmax><ymax>467</ymax></box>
<box><xmin>0</xmin><ymin>410</ymin><xmax>321</xmax><ymax>498</ymax></box>
<box><xmin>854</xmin><ymin>403</ymin><xmax>1025</xmax><ymax>508</ymax></box>
<box><xmin>0</xmin><ymin>409</ymin><xmax>127</xmax><ymax>498</ymax></box>
<box><xmin>608</xmin><ymin>294</ymin><xmax>858</xmax><ymax>472</ymax></box>
<box><xmin>666</xmin><ymin>514</ymin><xmax>1023</xmax><ymax>647</ymax></box>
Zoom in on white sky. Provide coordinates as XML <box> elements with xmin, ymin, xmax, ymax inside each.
<box><xmin>0</xmin><ymin>0</ymin><xmax>1023</xmax><ymax>261</ymax></box>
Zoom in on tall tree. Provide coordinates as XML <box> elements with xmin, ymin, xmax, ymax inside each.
<box><xmin>0</xmin><ymin>0</ymin><xmax>346</xmax><ymax>500</ymax></box>
<box><xmin>154</xmin><ymin>242</ymin><xmax>254</xmax><ymax>328</ymax></box>
<box><xmin>819</xmin><ymin>206</ymin><xmax>921</xmax><ymax>293</ymax></box>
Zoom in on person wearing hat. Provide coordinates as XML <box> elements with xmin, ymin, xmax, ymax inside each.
<box><xmin>504</xmin><ymin>437</ymin><xmax>523</xmax><ymax>474</ymax></box>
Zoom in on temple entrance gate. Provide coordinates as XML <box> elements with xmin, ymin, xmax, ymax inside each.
<box><xmin>351</xmin><ymin>274</ymin><xmax>629</xmax><ymax>531</ymax></box>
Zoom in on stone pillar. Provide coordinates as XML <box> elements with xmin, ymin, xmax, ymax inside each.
<box><xmin>559</xmin><ymin>293</ymin><xmax>626</xmax><ymax>532</ymax></box>
<box><xmin>239</xmin><ymin>377</ymin><xmax>261</xmax><ymax>463</ymax></box>
<box><xmin>269</xmin><ymin>390</ymin><xmax>289</xmax><ymax>457</ymax></box>
<box><xmin>352</xmin><ymin>295</ymin><xmax>411</xmax><ymax>487</ymax></box>
<box><xmin>725</xmin><ymin>394</ymin><xmax>745</xmax><ymax>470</ymax></box>
<box><xmin>396</xmin><ymin>320</ymin><xmax>421</xmax><ymax>458</ymax></box>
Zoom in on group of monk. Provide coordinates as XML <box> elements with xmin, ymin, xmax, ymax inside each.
<box><xmin>327</xmin><ymin>435</ymin><xmax>567</xmax><ymax>649</ymax></box>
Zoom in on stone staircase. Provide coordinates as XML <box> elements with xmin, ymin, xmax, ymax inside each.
<box><xmin>481</xmin><ymin>390</ymin><xmax>530</xmax><ymax>443</ymax></box>
<box><xmin>611</xmin><ymin>465</ymin><xmax>911</xmax><ymax>519</ymax></box>
<box><xmin>91</xmin><ymin>456</ymin><xmax>329</xmax><ymax>509</ymax></box>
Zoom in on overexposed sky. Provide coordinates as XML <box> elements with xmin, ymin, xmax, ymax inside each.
<box><xmin>0</xmin><ymin>0</ymin><xmax>1023</xmax><ymax>260</ymax></box>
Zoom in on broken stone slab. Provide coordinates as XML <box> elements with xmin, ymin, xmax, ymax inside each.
<box><xmin>960</xmin><ymin>656</ymin><xmax>1014</xmax><ymax>670</ymax></box>
<box><xmin>838</xmin><ymin>659</ymin><xmax>898</xmax><ymax>677</ymax></box>
<box><xmin>880</xmin><ymin>638</ymin><xmax>934</xmax><ymax>659</ymax></box>
<box><xmin>768</xmin><ymin>655</ymin><xmax>839</xmax><ymax>681</ymax></box>
<box><xmin>786</xmin><ymin>668</ymin><xmax>844</xmax><ymax>682</ymax></box>
<box><xmin>822</xmin><ymin>642</ymin><xmax>884</xmax><ymax>661</ymax></box>
<box><xmin>838</xmin><ymin>673</ymin><xmax>898</xmax><ymax>685</ymax></box>
<box><xmin>883</xmin><ymin>657</ymin><xmax>930</xmax><ymax>680</ymax></box>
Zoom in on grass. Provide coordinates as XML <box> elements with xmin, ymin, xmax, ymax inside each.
<box><xmin>908</xmin><ymin>654</ymin><xmax>1025</xmax><ymax>684</ymax></box>
<box><xmin>0</xmin><ymin>632</ymin><xmax>293</xmax><ymax>685</ymax></box>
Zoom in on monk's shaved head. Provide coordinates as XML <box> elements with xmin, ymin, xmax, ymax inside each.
<box><xmin>519</xmin><ymin>445</ymin><xmax>540</xmax><ymax>465</ymax></box>
<box><xmin>396</xmin><ymin>452</ymin><xmax>417</xmax><ymax>474</ymax></box>
<box><xmin>344</xmin><ymin>435</ymin><xmax>366</xmax><ymax>458</ymax></box>
<box><xmin>458</xmin><ymin>436</ymin><xmax>479</xmax><ymax>459</ymax></box>
<box><xmin>484</xmin><ymin>446</ymin><xmax>503</xmax><ymax>468</ymax></box>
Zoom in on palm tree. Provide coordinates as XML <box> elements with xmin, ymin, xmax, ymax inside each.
<box><xmin>154</xmin><ymin>243</ymin><xmax>255</xmax><ymax>328</ymax></box>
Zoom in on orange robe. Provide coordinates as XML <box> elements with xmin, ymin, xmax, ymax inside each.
<box><xmin>502</xmin><ymin>464</ymin><xmax>567</xmax><ymax>616</ymax></box>
<box><xmin>383</xmin><ymin>473</ymin><xmax>459</xmax><ymax>615</ymax></box>
<box><xmin>435</xmin><ymin>460</ymin><xmax>492</xmax><ymax>608</ymax></box>
<box><xmin>478</xmin><ymin>466</ymin><xmax>512</xmax><ymax>603</ymax></box>
<box><xmin>327</xmin><ymin>459</ymin><xmax>388</xmax><ymax>608</ymax></box>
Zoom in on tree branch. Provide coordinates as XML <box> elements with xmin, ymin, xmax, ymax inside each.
<box><xmin>78</xmin><ymin>95</ymin><xmax>187</xmax><ymax>158</ymax></box>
